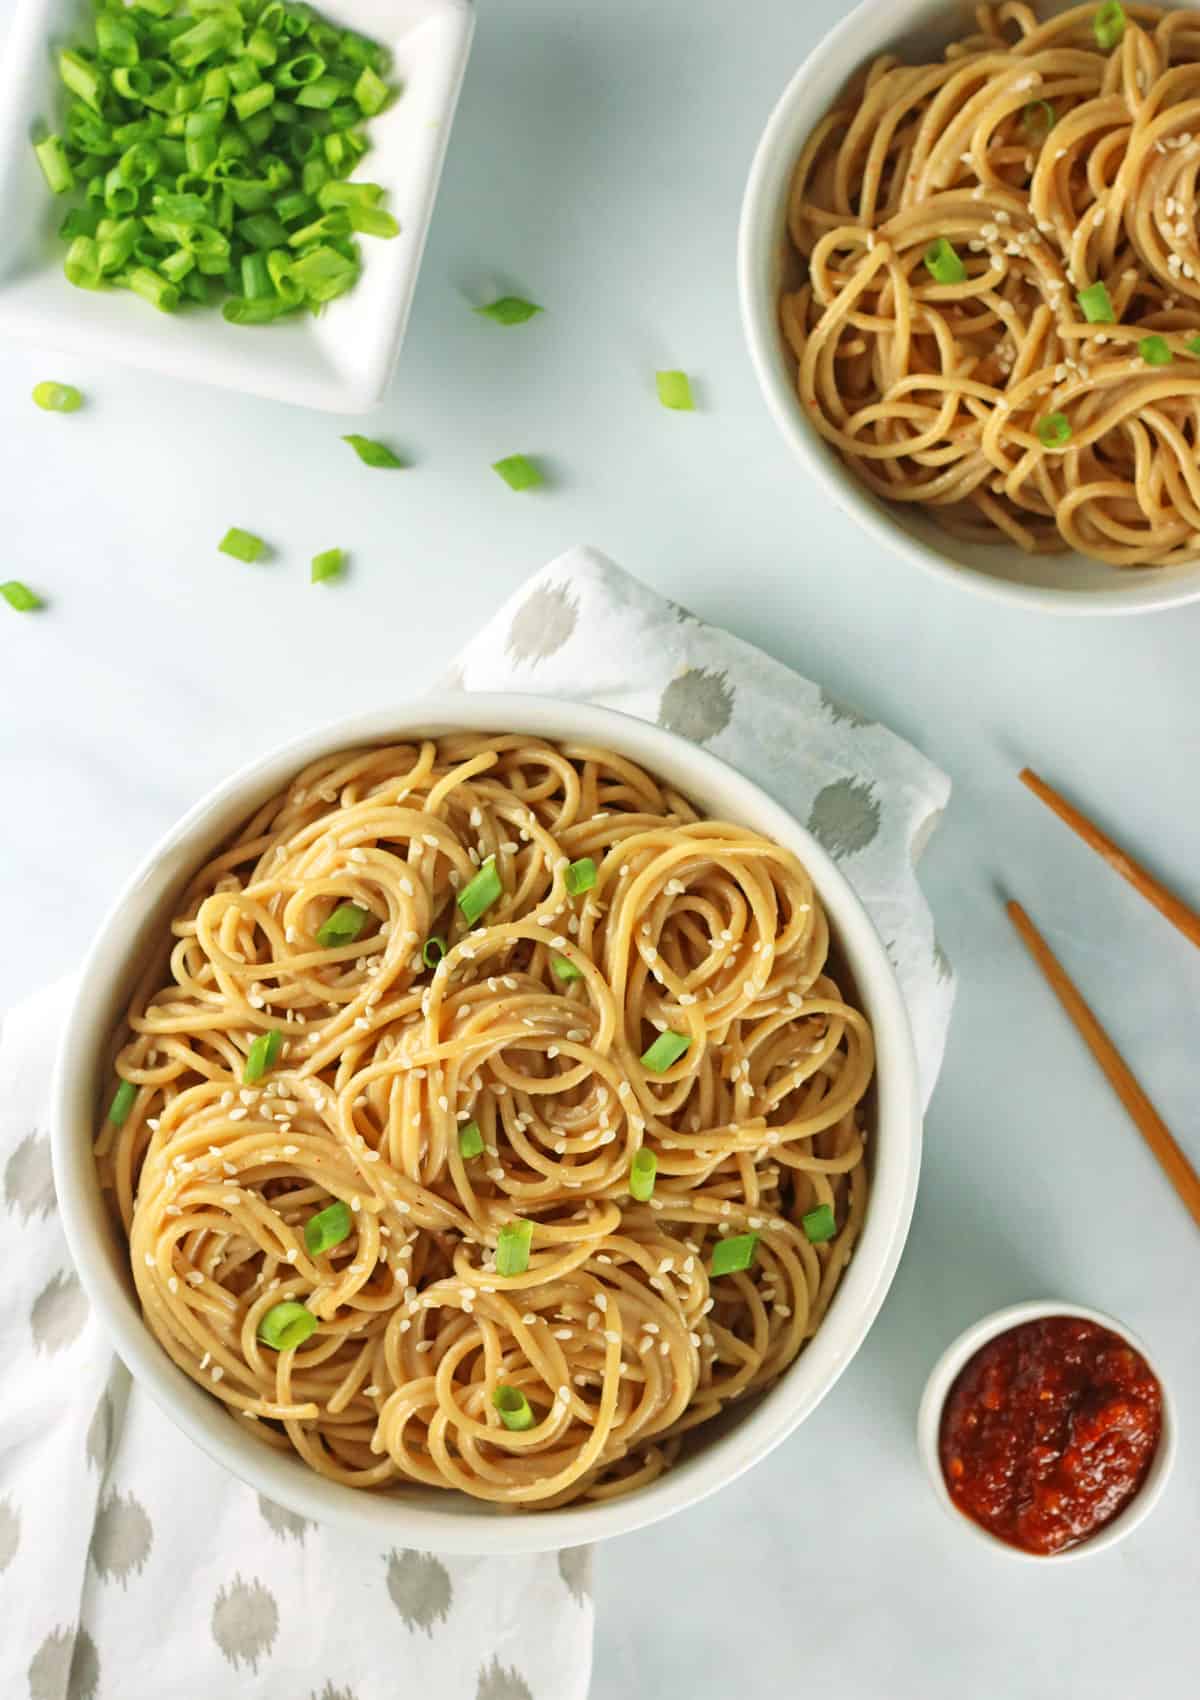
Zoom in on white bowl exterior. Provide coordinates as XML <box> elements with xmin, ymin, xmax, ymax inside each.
<box><xmin>916</xmin><ymin>1299</ymin><xmax>1178</xmax><ymax>1561</ymax></box>
<box><xmin>737</xmin><ymin>0</ymin><xmax>1200</xmax><ymax>615</ymax></box>
<box><xmin>52</xmin><ymin>693</ymin><xmax>922</xmax><ymax>1554</ymax></box>
<box><xmin>0</xmin><ymin>0</ymin><xmax>474</xmax><ymax>412</ymax></box>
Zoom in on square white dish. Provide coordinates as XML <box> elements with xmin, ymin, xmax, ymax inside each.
<box><xmin>0</xmin><ymin>0</ymin><xmax>474</xmax><ymax>411</ymax></box>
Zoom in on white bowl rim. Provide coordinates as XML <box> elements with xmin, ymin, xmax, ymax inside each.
<box><xmin>916</xmin><ymin>1298</ymin><xmax>1178</xmax><ymax>1562</ymax></box>
<box><xmin>51</xmin><ymin>692</ymin><xmax>922</xmax><ymax>1553</ymax></box>
<box><xmin>736</xmin><ymin>0</ymin><xmax>1200</xmax><ymax>618</ymax></box>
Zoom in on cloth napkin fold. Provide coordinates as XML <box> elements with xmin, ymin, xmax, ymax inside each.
<box><xmin>0</xmin><ymin>545</ymin><xmax>952</xmax><ymax>1700</ymax></box>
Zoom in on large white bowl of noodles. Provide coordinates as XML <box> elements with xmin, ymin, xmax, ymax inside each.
<box><xmin>739</xmin><ymin>0</ymin><xmax>1200</xmax><ymax>615</ymax></box>
<box><xmin>51</xmin><ymin>695</ymin><xmax>920</xmax><ymax>1554</ymax></box>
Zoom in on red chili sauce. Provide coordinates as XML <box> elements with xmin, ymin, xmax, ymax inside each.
<box><xmin>938</xmin><ymin>1315</ymin><xmax>1162</xmax><ymax>1555</ymax></box>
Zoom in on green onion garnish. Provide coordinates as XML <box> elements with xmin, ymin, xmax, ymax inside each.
<box><xmin>640</xmin><ymin>1030</ymin><xmax>691</xmax><ymax>1072</ymax></box>
<box><xmin>34</xmin><ymin>135</ymin><xmax>75</xmax><ymax>195</ymax></box>
<box><xmin>1077</xmin><ymin>281</ymin><xmax>1115</xmax><ymax>323</ymax></box>
<box><xmin>1036</xmin><ymin>411</ymin><xmax>1072</xmax><ymax>449</ymax></box>
<box><xmin>1139</xmin><ymin>334</ymin><xmax>1173</xmax><ymax>366</ymax></box>
<box><xmin>257</xmin><ymin>1300</ymin><xmax>318</xmax><ymax>1350</ymax></box>
<box><xmin>710</xmin><ymin>1232</ymin><xmax>759</xmax><ymax>1277</ymax></box>
<box><xmin>219</xmin><ymin>527</ymin><xmax>267</xmax><ymax>563</ymax></box>
<box><xmin>1093</xmin><ymin>0</ymin><xmax>1126</xmax><ymax>51</ymax></box>
<box><xmin>475</xmin><ymin>296</ymin><xmax>542</xmax><ymax>325</ymax></box>
<box><xmin>1</xmin><ymin>581</ymin><xmax>45</xmax><ymax>613</ymax></box>
<box><xmin>311</xmin><ymin>547</ymin><xmax>345</xmax><ymax>584</ymax></box>
<box><xmin>923</xmin><ymin>237</ymin><xmax>966</xmax><ymax>285</ymax></box>
<box><xmin>316</xmin><ymin>902</ymin><xmax>369</xmax><ymax>948</ymax></box>
<box><xmin>551</xmin><ymin>953</ymin><xmax>582</xmax><ymax>982</ymax></box>
<box><xmin>629</xmin><ymin>1148</ymin><xmax>657</xmax><ymax>1203</ymax></box>
<box><xmin>343</xmin><ymin>434</ymin><xmax>404</xmax><ymax>468</ymax></box>
<box><xmin>656</xmin><ymin>369</ymin><xmax>694</xmax><ymax>411</ymax></box>
<box><xmin>496</xmin><ymin>1219</ymin><xmax>533</xmax><ymax>1277</ymax></box>
<box><xmin>304</xmin><ymin>1200</ymin><xmax>352</xmax><ymax>1255</ymax></box>
<box><xmin>458</xmin><ymin>1121</ymin><xmax>485</xmax><ymax>1159</ymax></box>
<box><xmin>801</xmin><ymin>1203</ymin><xmax>837</xmax><ymax>1243</ymax></box>
<box><xmin>422</xmin><ymin>935</ymin><xmax>447</xmax><ymax>969</ymax></box>
<box><xmin>492</xmin><ymin>454</ymin><xmax>543</xmax><ymax>492</ymax></box>
<box><xmin>32</xmin><ymin>380</ymin><xmax>83</xmax><ymax>413</ymax></box>
<box><xmin>243</xmin><ymin>1029</ymin><xmax>282</xmax><ymax>1084</ymax></box>
<box><xmin>458</xmin><ymin>856</ymin><xmax>502</xmax><ymax>925</ymax></box>
<box><xmin>1022</xmin><ymin>100</ymin><xmax>1056</xmax><ymax>139</ymax></box>
<box><xmin>565</xmin><ymin>857</ymin><xmax>596</xmax><ymax>895</ymax></box>
<box><xmin>493</xmin><ymin>1384</ymin><xmax>536</xmax><ymax>1430</ymax></box>
<box><xmin>1188</xmin><ymin>336</ymin><xmax>1200</xmax><ymax>356</ymax></box>
<box><xmin>108</xmin><ymin>1078</ymin><xmax>137</xmax><ymax>1126</ymax></box>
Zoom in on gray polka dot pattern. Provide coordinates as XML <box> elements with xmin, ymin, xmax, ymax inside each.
<box><xmin>257</xmin><ymin>1494</ymin><xmax>312</xmax><ymax>1542</ymax></box>
<box><xmin>505</xmin><ymin>581</ymin><xmax>578</xmax><ymax>665</ymax></box>
<box><xmin>557</xmin><ymin>1545</ymin><xmax>592</xmax><ymax>1604</ymax></box>
<box><xmin>212</xmin><ymin>1576</ymin><xmax>279</xmax><ymax>1671</ymax></box>
<box><xmin>30</xmin><ymin>1270</ymin><xmax>88</xmax><ymax>1354</ymax></box>
<box><xmin>657</xmin><ymin>666</ymin><xmax>735</xmax><ymax>743</ymax></box>
<box><xmin>818</xmin><ymin>684</ymin><xmax>874</xmax><ymax>730</ymax></box>
<box><xmin>27</xmin><ymin>1626</ymin><xmax>99</xmax><ymax>1700</ymax></box>
<box><xmin>0</xmin><ymin>1495</ymin><xmax>19</xmax><ymax>1573</ymax></box>
<box><xmin>4</xmin><ymin>1130</ymin><xmax>56</xmax><ymax>1220</ymax></box>
<box><xmin>90</xmin><ymin>1489</ymin><xmax>153</xmax><ymax>1586</ymax></box>
<box><xmin>386</xmin><ymin>1548</ymin><xmax>453</xmax><ymax>1634</ymax></box>
<box><xmin>807</xmin><ymin>777</ymin><xmax>882</xmax><ymax>859</ymax></box>
<box><xmin>85</xmin><ymin>1392</ymin><xmax>113</xmax><ymax>1474</ymax></box>
<box><xmin>476</xmin><ymin>1654</ymin><xmax>534</xmax><ymax>1700</ymax></box>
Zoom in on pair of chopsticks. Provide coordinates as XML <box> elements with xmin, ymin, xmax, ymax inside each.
<box><xmin>1008</xmin><ymin>769</ymin><xmax>1200</xmax><ymax>1231</ymax></box>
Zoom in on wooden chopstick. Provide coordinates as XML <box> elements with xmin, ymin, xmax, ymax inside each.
<box><xmin>1019</xmin><ymin>767</ymin><xmax>1200</xmax><ymax>951</ymax></box>
<box><xmin>1007</xmin><ymin>899</ymin><xmax>1200</xmax><ymax>1231</ymax></box>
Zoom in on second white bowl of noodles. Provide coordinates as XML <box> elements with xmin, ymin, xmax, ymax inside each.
<box><xmin>738</xmin><ymin>0</ymin><xmax>1200</xmax><ymax>616</ymax></box>
<box><xmin>51</xmin><ymin>694</ymin><xmax>921</xmax><ymax>1554</ymax></box>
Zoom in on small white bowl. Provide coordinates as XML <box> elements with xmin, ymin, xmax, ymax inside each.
<box><xmin>0</xmin><ymin>0</ymin><xmax>474</xmax><ymax>412</ymax></box>
<box><xmin>917</xmin><ymin>1300</ymin><xmax>1177</xmax><ymax>1561</ymax></box>
<box><xmin>737</xmin><ymin>0</ymin><xmax>1200</xmax><ymax>616</ymax></box>
<box><xmin>50</xmin><ymin>693</ymin><xmax>921</xmax><ymax>1553</ymax></box>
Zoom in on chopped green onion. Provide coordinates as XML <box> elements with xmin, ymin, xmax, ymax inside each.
<box><xmin>243</xmin><ymin>1029</ymin><xmax>282</xmax><ymax>1084</ymax></box>
<box><xmin>801</xmin><ymin>1202</ymin><xmax>837</xmax><ymax>1243</ymax></box>
<box><xmin>422</xmin><ymin>935</ymin><xmax>447</xmax><ymax>969</ymax></box>
<box><xmin>551</xmin><ymin>953</ymin><xmax>582</xmax><ymax>981</ymax></box>
<box><xmin>923</xmin><ymin>237</ymin><xmax>966</xmax><ymax>286</ymax></box>
<box><xmin>304</xmin><ymin>1200</ymin><xmax>352</xmax><ymax>1255</ymax></box>
<box><xmin>34</xmin><ymin>135</ymin><xmax>75</xmax><ymax>194</ymax></box>
<box><xmin>108</xmin><ymin>1078</ymin><xmax>138</xmax><ymax>1126</ymax></box>
<box><xmin>656</xmin><ymin>369</ymin><xmax>695</xmax><ymax>410</ymax></box>
<box><xmin>1139</xmin><ymin>334</ymin><xmax>1173</xmax><ymax>366</ymax></box>
<box><xmin>1094</xmin><ymin>0</ymin><xmax>1126</xmax><ymax>51</ymax></box>
<box><xmin>565</xmin><ymin>857</ymin><xmax>596</xmax><ymax>895</ymax></box>
<box><xmin>710</xmin><ymin>1232</ymin><xmax>758</xmax><ymax>1277</ymax></box>
<box><xmin>346</xmin><ymin>203</ymin><xmax>399</xmax><ymax>239</ymax></box>
<box><xmin>32</xmin><ymin>381</ymin><xmax>83</xmax><ymax>413</ymax></box>
<box><xmin>218</xmin><ymin>526</ymin><xmax>267</xmax><ymax>563</ymax></box>
<box><xmin>311</xmin><ymin>547</ymin><xmax>345</xmax><ymax>584</ymax></box>
<box><xmin>458</xmin><ymin>1121</ymin><xmax>485</xmax><ymax>1159</ymax></box>
<box><xmin>1187</xmin><ymin>336</ymin><xmax>1200</xmax><ymax>356</ymax></box>
<box><xmin>1022</xmin><ymin>99</ymin><xmax>1056</xmax><ymax>139</ymax></box>
<box><xmin>492</xmin><ymin>454</ymin><xmax>543</xmax><ymax>491</ymax></box>
<box><xmin>316</xmin><ymin>902</ymin><xmax>369</xmax><ymax>948</ymax></box>
<box><xmin>1077</xmin><ymin>281</ymin><xmax>1115</xmax><ymax>323</ymax></box>
<box><xmin>343</xmin><ymin>433</ymin><xmax>404</xmax><ymax>468</ymax></box>
<box><xmin>353</xmin><ymin>65</ymin><xmax>390</xmax><ymax>115</ymax></box>
<box><xmin>257</xmin><ymin>1300</ymin><xmax>318</xmax><ymax>1350</ymax></box>
<box><xmin>127</xmin><ymin>265</ymin><xmax>179</xmax><ymax>312</ymax></box>
<box><xmin>458</xmin><ymin>856</ymin><xmax>502</xmax><ymax>925</ymax></box>
<box><xmin>2</xmin><ymin>580</ymin><xmax>45</xmax><ymax>613</ymax></box>
<box><xmin>640</xmin><ymin>1030</ymin><xmax>691</xmax><ymax>1072</ymax></box>
<box><xmin>629</xmin><ymin>1148</ymin><xmax>657</xmax><ymax>1202</ymax></box>
<box><xmin>475</xmin><ymin>295</ymin><xmax>542</xmax><ymax>325</ymax></box>
<box><xmin>59</xmin><ymin>50</ymin><xmax>104</xmax><ymax>111</ymax></box>
<box><xmin>493</xmin><ymin>1384</ymin><xmax>536</xmax><ymax>1430</ymax></box>
<box><xmin>496</xmin><ymin>1219</ymin><xmax>533</xmax><ymax>1277</ymax></box>
<box><xmin>1036</xmin><ymin>411</ymin><xmax>1072</xmax><ymax>449</ymax></box>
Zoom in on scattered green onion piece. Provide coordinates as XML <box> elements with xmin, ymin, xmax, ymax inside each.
<box><xmin>243</xmin><ymin>1028</ymin><xmax>283</xmax><ymax>1084</ymax></box>
<box><xmin>241</xmin><ymin>251</ymin><xmax>273</xmax><ymax>299</ymax></box>
<box><xmin>1094</xmin><ymin>0</ymin><xmax>1126</xmax><ymax>51</ymax></box>
<box><xmin>32</xmin><ymin>381</ymin><xmax>83</xmax><ymax>413</ymax></box>
<box><xmin>59</xmin><ymin>50</ymin><xmax>104</xmax><ymax>111</ymax></box>
<box><xmin>223</xmin><ymin>295</ymin><xmax>299</xmax><ymax>324</ymax></box>
<box><xmin>288</xmin><ymin>244</ymin><xmax>358</xmax><ymax>302</ymax></box>
<box><xmin>316</xmin><ymin>902</ymin><xmax>369</xmax><ymax>948</ymax></box>
<box><xmin>475</xmin><ymin>295</ymin><xmax>542</xmax><ymax>325</ymax></box>
<box><xmin>656</xmin><ymin>369</ymin><xmax>695</xmax><ymax>410</ymax></box>
<box><xmin>923</xmin><ymin>237</ymin><xmax>966</xmax><ymax>285</ymax></box>
<box><xmin>496</xmin><ymin>1219</ymin><xmax>533</xmax><ymax>1277</ymax></box>
<box><xmin>108</xmin><ymin>1078</ymin><xmax>138</xmax><ymax>1126</ymax></box>
<box><xmin>295</xmin><ymin>75</ymin><xmax>348</xmax><ymax>111</ymax></box>
<box><xmin>640</xmin><ymin>1030</ymin><xmax>691</xmax><ymax>1073</ymax></box>
<box><xmin>629</xmin><ymin>1148</ymin><xmax>657</xmax><ymax>1203</ymax></box>
<box><xmin>346</xmin><ymin>203</ymin><xmax>398</xmax><ymax>238</ymax></box>
<box><xmin>492</xmin><ymin>454</ymin><xmax>543</xmax><ymax>491</ymax></box>
<box><xmin>1077</xmin><ymin>281</ymin><xmax>1116</xmax><ymax>323</ymax></box>
<box><xmin>257</xmin><ymin>1300</ymin><xmax>318</xmax><ymax>1350</ymax></box>
<box><xmin>234</xmin><ymin>83</ymin><xmax>275</xmax><ymax>122</ymax></box>
<box><xmin>343</xmin><ymin>433</ymin><xmax>404</xmax><ymax>468</ymax></box>
<box><xmin>458</xmin><ymin>1121</ymin><xmax>485</xmax><ymax>1159</ymax></box>
<box><xmin>353</xmin><ymin>65</ymin><xmax>389</xmax><ymax>115</ymax></box>
<box><xmin>64</xmin><ymin>236</ymin><xmax>102</xmax><ymax>289</ymax></box>
<box><xmin>126</xmin><ymin>265</ymin><xmax>179</xmax><ymax>311</ymax></box>
<box><xmin>1188</xmin><ymin>336</ymin><xmax>1200</xmax><ymax>356</ymax></box>
<box><xmin>1036</xmin><ymin>411</ymin><xmax>1072</xmax><ymax>449</ymax></box>
<box><xmin>1139</xmin><ymin>334</ymin><xmax>1173</xmax><ymax>366</ymax></box>
<box><xmin>34</xmin><ymin>135</ymin><xmax>74</xmax><ymax>194</ymax></box>
<box><xmin>458</xmin><ymin>856</ymin><xmax>503</xmax><ymax>925</ymax></box>
<box><xmin>317</xmin><ymin>179</ymin><xmax>382</xmax><ymax>210</ymax></box>
<box><xmin>710</xmin><ymin>1233</ymin><xmax>759</xmax><ymax>1277</ymax></box>
<box><xmin>493</xmin><ymin>1385</ymin><xmax>536</xmax><ymax>1431</ymax></box>
<box><xmin>564</xmin><ymin>857</ymin><xmax>596</xmax><ymax>895</ymax></box>
<box><xmin>551</xmin><ymin>954</ymin><xmax>582</xmax><ymax>982</ymax></box>
<box><xmin>304</xmin><ymin>1200</ymin><xmax>352</xmax><ymax>1255</ymax></box>
<box><xmin>171</xmin><ymin>17</ymin><xmax>236</xmax><ymax>73</ymax></box>
<box><xmin>96</xmin><ymin>13</ymin><xmax>139</xmax><ymax>67</ymax></box>
<box><xmin>218</xmin><ymin>526</ymin><xmax>267</xmax><ymax>563</ymax></box>
<box><xmin>422</xmin><ymin>935</ymin><xmax>447</xmax><ymax>969</ymax></box>
<box><xmin>802</xmin><ymin>1203</ymin><xmax>837</xmax><ymax>1243</ymax></box>
<box><xmin>311</xmin><ymin>547</ymin><xmax>345</xmax><ymax>584</ymax></box>
<box><xmin>1022</xmin><ymin>99</ymin><xmax>1056</xmax><ymax>139</ymax></box>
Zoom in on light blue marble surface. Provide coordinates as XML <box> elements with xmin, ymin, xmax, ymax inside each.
<box><xmin>1</xmin><ymin>1</ymin><xmax>1195</xmax><ymax>1695</ymax></box>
